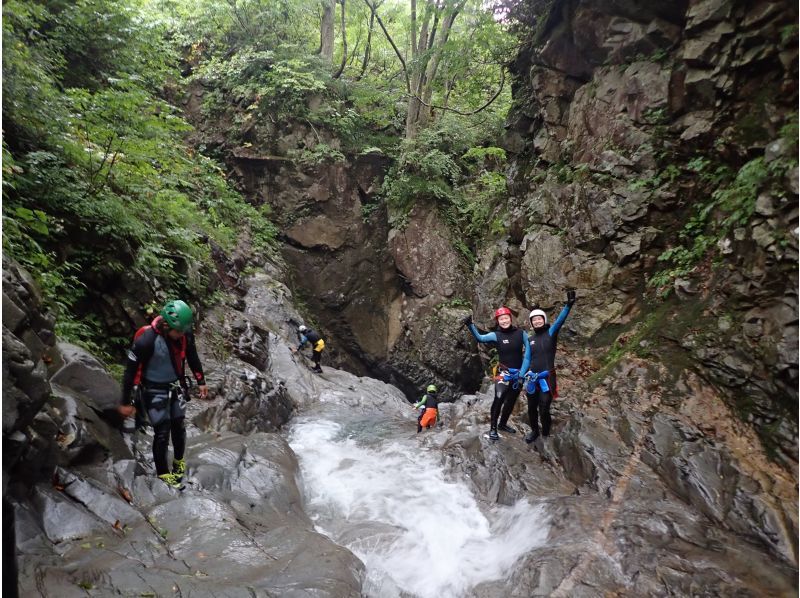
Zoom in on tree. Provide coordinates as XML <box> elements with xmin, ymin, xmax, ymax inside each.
<box><xmin>364</xmin><ymin>0</ymin><xmax>509</xmax><ymax>139</ymax></box>
<box><xmin>320</xmin><ymin>0</ymin><xmax>335</xmax><ymax>62</ymax></box>
<box><xmin>332</xmin><ymin>0</ymin><xmax>348</xmax><ymax>78</ymax></box>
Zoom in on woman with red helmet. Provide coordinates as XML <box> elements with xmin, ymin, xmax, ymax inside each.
<box><xmin>462</xmin><ymin>307</ymin><xmax>531</xmax><ymax>441</ymax></box>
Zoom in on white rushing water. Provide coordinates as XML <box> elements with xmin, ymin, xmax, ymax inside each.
<box><xmin>288</xmin><ymin>407</ymin><xmax>549</xmax><ymax>598</ymax></box>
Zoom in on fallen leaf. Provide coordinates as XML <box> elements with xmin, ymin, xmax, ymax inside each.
<box><xmin>113</xmin><ymin>520</ymin><xmax>122</xmax><ymax>531</ymax></box>
<box><xmin>118</xmin><ymin>487</ymin><xmax>133</xmax><ymax>503</ymax></box>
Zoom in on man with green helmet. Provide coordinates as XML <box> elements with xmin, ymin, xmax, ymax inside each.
<box><xmin>413</xmin><ymin>384</ymin><xmax>440</xmax><ymax>433</ymax></box>
<box><xmin>118</xmin><ymin>299</ymin><xmax>209</xmax><ymax>489</ymax></box>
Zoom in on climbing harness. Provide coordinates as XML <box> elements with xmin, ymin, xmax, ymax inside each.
<box><xmin>524</xmin><ymin>370</ymin><xmax>550</xmax><ymax>394</ymax></box>
<box><xmin>497</xmin><ymin>368</ymin><xmax>522</xmax><ymax>389</ymax></box>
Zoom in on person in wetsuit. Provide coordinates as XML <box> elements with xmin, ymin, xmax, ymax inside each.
<box><xmin>463</xmin><ymin>307</ymin><xmax>531</xmax><ymax>441</ymax></box>
<box><xmin>523</xmin><ymin>290</ymin><xmax>575</xmax><ymax>445</ymax></box>
<box><xmin>292</xmin><ymin>324</ymin><xmax>325</xmax><ymax>373</ymax></box>
<box><xmin>118</xmin><ymin>300</ymin><xmax>209</xmax><ymax>489</ymax></box>
<box><xmin>414</xmin><ymin>384</ymin><xmax>439</xmax><ymax>433</ymax></box>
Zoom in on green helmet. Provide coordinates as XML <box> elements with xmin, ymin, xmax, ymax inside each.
<box><xmin>426</xmin><ymin>384</ymin><xmax>438</xmax><ymax>394</ymax></box>
<box><xmin>160</xmin><ymin>299</ymin><xmax>193</xmax><ymax>332</ymax></box>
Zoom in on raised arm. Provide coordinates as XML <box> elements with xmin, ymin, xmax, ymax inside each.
<box><xmin>467</xmin><ymin>322</ymin><xmax>497</xmax><ymax>343</ymax></box>
<box><xmin>549</xmin><ymin>290</ymin><xmax>576</xmax><ymax>335</ymax></box>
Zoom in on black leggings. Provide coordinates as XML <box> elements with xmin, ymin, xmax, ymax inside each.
<box><xmin>312</xmin><ymin>350</ymin><xmax>322</xmax><ymax>368</ymax></box>
<box><xmin>152</xmin><ymin>418</ymin><xmax>186</xmax><ymax>475</ymax></box>
<box><xmin>490</xmin><ymin>380</ymin><xmax>521</xmax><ymax>430</ymax></box>
<box><xmin>526</xmin><ymin>389</ymin><xmax>553</xmax><ymax>439</ymax></box>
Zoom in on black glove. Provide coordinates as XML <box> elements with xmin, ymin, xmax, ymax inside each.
<box><xmin>461</xmin><ymin>314</ymin><xmax>473</xmax><ymax>327</ymax></box>
<box><xmin>566</xmin><ymin>289</ymin><xmax>576</xmax><ymax>306</ymax></box>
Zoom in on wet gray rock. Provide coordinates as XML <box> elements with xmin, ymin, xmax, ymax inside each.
<box><xmin>438</xmin><ymin>354</ymin><xmax>797</xmax><ymax>596</ymax></box>
<box><xmin>49</xmin><ymin>342</ymin><xmax>121</xmax><ymax>412</ymax></box>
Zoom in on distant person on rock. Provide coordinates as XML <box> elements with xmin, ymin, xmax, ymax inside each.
<box><xmin>523</xmin><ymin>289</ymin><xmax>575</xmax><ymax>449</ymax></box>
<box><xmin>117</xmin><ymin>300</ymin><xmax>209</xmax><ymax>489</ymax></box>
<box><xmin>463</xmin><ymin>307</ymin><xmax>531</xmax><ymax>441</ymax></box>
<box><xmin>291</xmin><ymin>324</ymin><xmax>325</xmax><ymax>373</ymax></box>
<box><xmin>413</xmin><ymin>384</ymin><xmax>440</xmax><ymax>433</ymax></box>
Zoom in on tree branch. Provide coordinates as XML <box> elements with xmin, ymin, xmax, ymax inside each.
<box><xmin>405</xmin><ymin>65</ymin><xmax>505</xmax><ymax>116</ymax></box>
<box><xmin>355</xmin><ymin>5</ymin><xmax>375</xmax><ymax>80</ymax></box>
<box><xmin>364</xmin><ymin>0</ymin><xmax>410</xmax><ymax>93</ymax></box>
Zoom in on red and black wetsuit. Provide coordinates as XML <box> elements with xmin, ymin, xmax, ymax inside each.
<box><xmin>121</xmin><ymin>316</ymin><xmax>206</xmax><ymax>475</ymax></box>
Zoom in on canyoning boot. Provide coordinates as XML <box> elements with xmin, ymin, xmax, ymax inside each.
<box><xmin>498</xmin><ymin>424</ymin><xmax>517</xmax><ymax>434</ymax></box>
<box><xmin>159</xmin><ymin>472</ymin><xmax>185</xmax><ymax>490</ymax></box>
<box><xmin>172</xmin><ymin>458</ymin><xmax>186</xmax><ymax>481</ymax></box>
<box><xmin>488</xmin><ymin>428</ymin><xmax>500</xmax><ymax>442</ymax></box>
<box><xmin>525</xmin><ymin>431</ymin><xmax>537</xmax><ymax>444</ymax></box>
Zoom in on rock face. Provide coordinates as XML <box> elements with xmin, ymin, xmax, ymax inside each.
<box><xmin>5</xmin><ymin>259</ymin><xmax>364</xmax><ymax>596</ymax></box>
<box><xmin>492</xmin><ymin>0</ymin><xmax>798</xmax><ymax>469</ymax></box>
<box><xmin>435</xmin><ymin>352</ymin><xmax>797</xmax><ymax>596</ymax></box>
<box><xmin>214</xmin><ymin>130</ymin><xmax>483</xmax><ymax>400</ymax></box>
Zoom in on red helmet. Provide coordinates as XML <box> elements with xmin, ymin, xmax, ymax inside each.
<box><xmin>494</xmin><ymin>307</ymin><xmax>512</xmax><ymax>320</ymax></box>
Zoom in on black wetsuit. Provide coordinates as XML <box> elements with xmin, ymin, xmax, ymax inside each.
<box><xmin>467</xmin><ymin>323</ymin><xmax>531</xmax><ymax>432</ymax></box>
<box><xmin>526</xmin><ymin>304</ymin><xmax>571</xmax><ymax>440</ymax></box>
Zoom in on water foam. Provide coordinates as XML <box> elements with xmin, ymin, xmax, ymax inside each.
<box><xmin>288</xmin><ymin>414</ymin><xmax>549</xmax><ymax>598</ymax></box>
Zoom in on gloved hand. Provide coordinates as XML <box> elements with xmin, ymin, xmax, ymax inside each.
<box><xmin>566</xmin><ymin>289</ymin><xmax>576</xmax><ymax>306</ymax></box>
<box><xmin>461</xmin><ymin>314</ymin><xmax>473</xmax><ymax>327</ymax></box>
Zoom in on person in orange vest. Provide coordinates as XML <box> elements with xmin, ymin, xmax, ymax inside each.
<box><xmin>413</xmin><ymin>384</ymin><xmax>439</xmax><ymax>433</ymax></box>
<box><xmin>117</xmin><ymin>300</ymin><xmax>208</xmax><ymax>489</ymax></box>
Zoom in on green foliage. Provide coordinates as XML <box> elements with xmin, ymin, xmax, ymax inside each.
<box><xmin>629</xmin><ymin>163</ymin><xmax>681</xmax><ymax>191</ymax></box>
<box><xmin>648</xmin><ymin>152</ymin><xmax>792</xmax><ymax>295</ymax></box>
<box><xmin>289</xmin><ymin>143</ymin><xmax>346</xmax><ymax>166</ymax></box>
<box><xmin>3</xmin><ymin>0</ymin><xmax>277</xmax><ymax>359</ymax></box>
<box><xmin>780</xmin><ymin>23</ymin><xmax>798</xmax><ymax>47</ymax></box>
<box><xmin>196</xmin><ymin>50</ymin><xmax>327</xmax><ymax>118</ymax></box>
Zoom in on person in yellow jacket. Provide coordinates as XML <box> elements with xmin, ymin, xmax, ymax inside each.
<box><xmin>292</xmin><ymin>324</ymin><xmax>325</xmax><ymax>373</ymax></box>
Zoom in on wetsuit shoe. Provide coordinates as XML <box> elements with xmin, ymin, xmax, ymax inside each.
<box><xmin>159</xmin><ymin>472</ymin><xmax>185</xmax><ymax>490</ymax></box>
<box><xmin>498</xmin><ymin>424</ymin><xmax>517</xmax><ymax>434</ymax></box>
<box><xmin>525</xmin><ymin>432</ymin><xmax>537</xmax><ymax>444</ymax></box>
<box><xmin>488</xmin><ymin>429</ymin><xmax>500</xmax><ymax>441</ymax></box>
<box><xmin>172</xmin><ymin>458</ymin><xmax>186</xmax><ymax>480</ymax></box>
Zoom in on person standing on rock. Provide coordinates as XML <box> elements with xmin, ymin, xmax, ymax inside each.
<box><xmin>117</xmin><ymin>299</ymin><xmax>209</xmax><ymax>489</ymax></box>
<box><xmin>463</xmin><ymin>307</ymin><xmax>531</xmax><ymax>441</ymax></box>
<box><xmin>523</xmin><ymin>289</ymin><xmax>576</xmax><ymax>449</ymax></box>
<box><xmin>413</xmin><ymin>384</ymin><xmax>440</xmax><ymax>433</ymax></box>
<box><xmin>291</xmin><ymin>324</ymin><xmax>325</xmax><ymax>373</ymax></box>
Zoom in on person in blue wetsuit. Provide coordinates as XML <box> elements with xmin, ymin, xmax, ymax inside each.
<box><xmin>523</xmin><ymin>289</ymin><xmax>576</xmax><ymax>445</ymax></box>
<box><xmin>463</xmin><ymin>307</ymin><xmax>531</xmax><ymax>441</ymax></box>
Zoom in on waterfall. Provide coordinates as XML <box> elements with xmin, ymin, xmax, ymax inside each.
<box><xmin>288</xmin><ymin>404</ymin><xmax>549</xmax><ymax>598</ymax></box>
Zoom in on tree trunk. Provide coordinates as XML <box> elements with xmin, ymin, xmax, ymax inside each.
<box><xmin>320</xmin><ymin>0</ymin><xmax>335</xmax><ymax>63</ymax></box>
<box><xmin>333</xmin><ymin>0</ymin><xmax>348</xmax><ymax>78</ymax></box>
<box><xmin>355</xmin><ymin>7</ymin><xmax>375</xmax><ymax>80</ymax></box>
<box><xmin>406</xmin><ymin>0</ymin><xmax>463</xmax><ymax>138</ymax></box>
